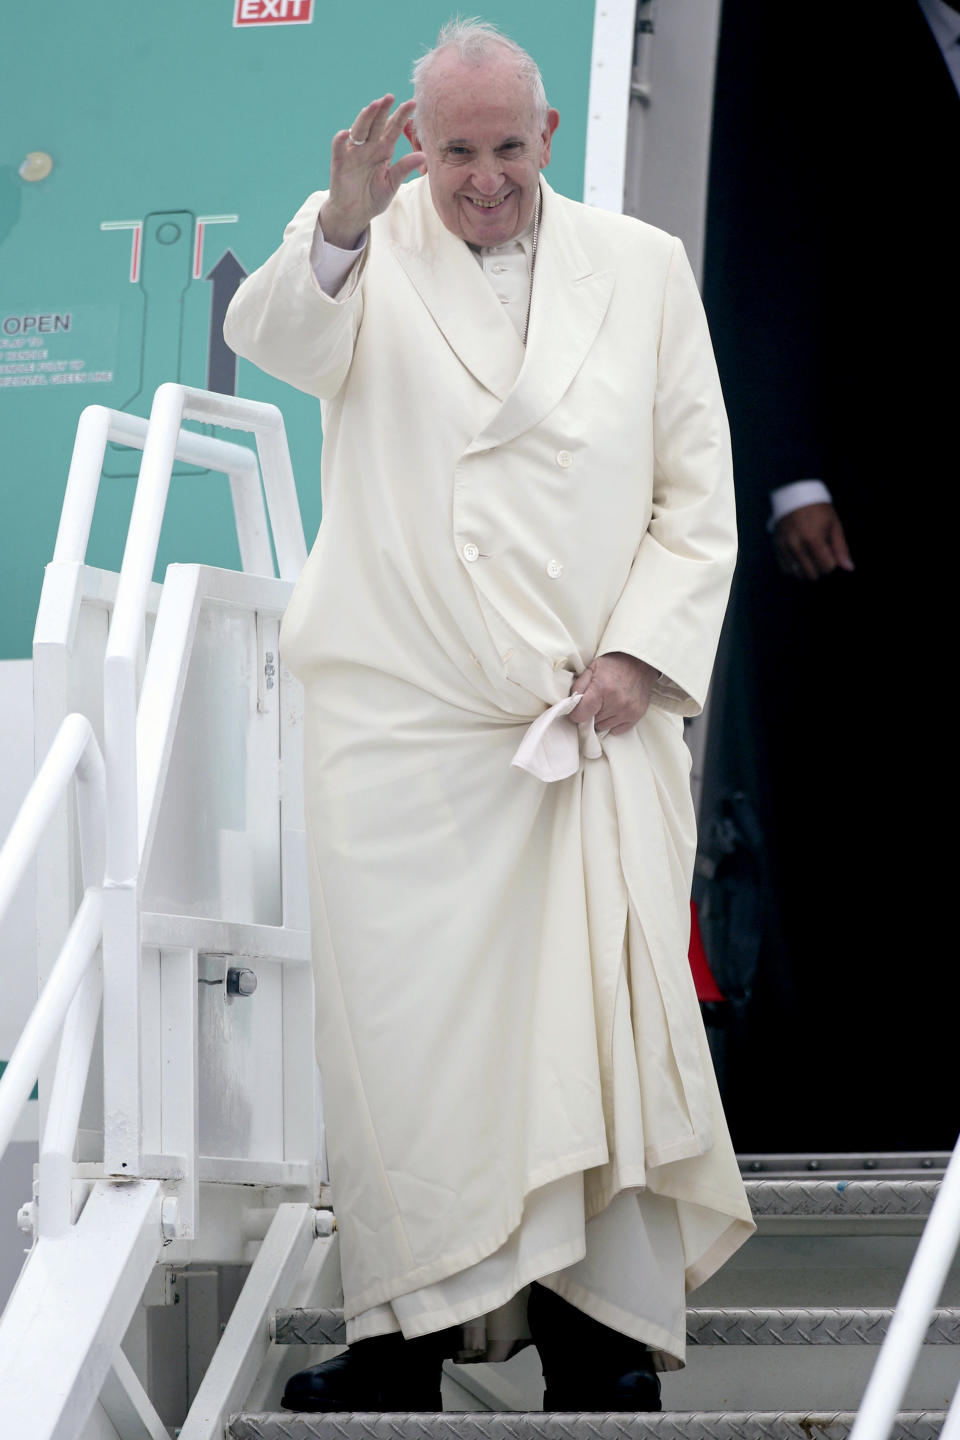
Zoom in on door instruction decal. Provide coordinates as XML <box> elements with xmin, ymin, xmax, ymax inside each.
<box><xmin>0</xmin><ymin>305</ymin><xmax>119</xmax><ymax>392</ymax></box>
<box><xmin>98</xmin><ymin>210</ymin><xmax>248</xmax><ymax>474</ymax></box>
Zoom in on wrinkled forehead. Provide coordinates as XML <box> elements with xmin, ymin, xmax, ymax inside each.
<box><xmin>419</xmin><ymin>55</ymin><xmax>540</xmax><ymax>144</ymax></box>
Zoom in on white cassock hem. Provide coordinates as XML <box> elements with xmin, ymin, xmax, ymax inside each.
<box><xmin>345</xmin><ymin>1173</ymin><xmax>687</xmax><ymax>1371</ymax></box>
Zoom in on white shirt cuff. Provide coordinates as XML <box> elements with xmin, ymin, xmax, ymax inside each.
<box><xmin>310</xmin><ymin>222</ymin><xmax>366</xmax><ymax>296</ymax></box>
<box><xmin>769</xmin><ymin>479</ymin><xmax>834</xmax><ymax>527</ymax></box>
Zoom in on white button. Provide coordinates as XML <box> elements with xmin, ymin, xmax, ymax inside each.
<box><xmin>462</xmin><ymin>542</ymin><xmax>479</xmax><ymax>563</ymax></box>
<box><xmin>493</xmin><ymin>263</ymin><xmax>507</xmax><ymax>274</ymax></box>
<box><xmin>556</xmin><ymin>450</ymin><xmax>573</xmax><ymax>468</ymax></box>
<box><xmin>546</xmin><ymin>559</ymin><xmax>564</xmax><ymax>579</ymax></box>
<box><xmin>498</xmin><ymin>295</ymin><xmax>509</xmax><ymax>304</ymax></box>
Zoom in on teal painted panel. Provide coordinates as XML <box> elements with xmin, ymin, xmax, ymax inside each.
<box><xmin>0</xmin><ymin>2</ymin><xmax>595</xmax><ymax>659</ymax></box>
<box><xmin>0</xmin><ymin>1060</ymin><xmax>38</xmax><ymax>1102</ymax></box>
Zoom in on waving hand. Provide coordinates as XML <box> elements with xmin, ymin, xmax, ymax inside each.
<box><xmin>320</xmin><ymin>96</ymin><xmax>425</xmax><ymax>250</ymax></box>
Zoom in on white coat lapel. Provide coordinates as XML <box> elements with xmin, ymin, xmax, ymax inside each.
<box><xmin>391</xmin><ymin>180</ymin><xmax>524</xmax><ymax>403</ymax></box>
<box><xmin>466</xmin><ymin>181</ymin><xmax>615</xmax><ymax>455</ymax></box>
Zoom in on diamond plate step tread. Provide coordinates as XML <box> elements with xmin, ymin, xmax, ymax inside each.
<box><xmin>227</xmin><ymin>1411</ymin><xmax>946</xmax><ymax>1440</ymax></box>
<box><xmin>273</xmin><ymin>1306</ymin><xmax>960</xmax><ymax>1348</ymax></box>
<box><xmin>275</xmin><ymin>1307</ymin><xmax>346</xmax><ymax>1346</ymax></box>
<box><xmin>686</xmin><ymin>1307</ymin><xmax>960</xmax><ymax>1346</ymax></box>
<box><xmin>743</xmin><ymin>1180</ymin><xmax>938</xmax><ymax>1218</ymax></box>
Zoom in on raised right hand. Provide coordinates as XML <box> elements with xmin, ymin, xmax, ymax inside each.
<box><xmin>320</xmin><ymin>95</ymin><xmax>425</xmax><ymax>249</ymax></box>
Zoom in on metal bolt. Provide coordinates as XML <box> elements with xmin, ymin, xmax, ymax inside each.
<box><xmin>226</xmin><ymin>966</ymin><xmax>257</xmax><ymax>997</ymax></box>
<box><xmin>314</xmin><ymin>1209</ymin><xmax>337</xmax><ymax>1238</ymax></box>
<box><xmin>17</xmin><ymin>1201</ymin><xmax>36</xmax><ymax>1234</ymax></box>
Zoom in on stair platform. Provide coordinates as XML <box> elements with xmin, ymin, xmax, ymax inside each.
<box><xmin>227</xmin><ymin>1411</ymin><xmax>947</xmax><ymax>1439</ymax></box>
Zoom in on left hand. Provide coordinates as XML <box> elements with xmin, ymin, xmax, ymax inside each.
<box><xmin>568</xmin><ymin>652</ymin><xmax>659</xmax><ymax>736</ymax></box>
<box><xmin>772</xmin><ymin>502</ymin><xmax>854</xmax><ymax>581</ymax></box>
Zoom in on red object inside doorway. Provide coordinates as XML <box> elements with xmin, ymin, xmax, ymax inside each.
<box><xmin>689</xmin><ymin>899</ymin><xmax>724</xmax><ymax>1002</ymax></box>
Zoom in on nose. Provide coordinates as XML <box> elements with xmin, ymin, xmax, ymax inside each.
<box><xmin>471</xmin><ymin>161</ymin><xmax>504</xmax><ymax>196</ymax></box>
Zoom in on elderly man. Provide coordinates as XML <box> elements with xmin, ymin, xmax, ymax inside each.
<box><xmin>225</xmin><ymin>19</ymin><xmax>753</xmax><ymax>1415</ymax></box>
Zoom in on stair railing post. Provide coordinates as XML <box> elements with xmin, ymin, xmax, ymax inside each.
<box><xmin>102</xmin><ymin>383</ymin><xmax>186</xmax><ymax>1180</ymax></box>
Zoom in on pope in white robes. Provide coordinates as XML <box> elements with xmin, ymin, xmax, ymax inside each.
<box><xmin>224</xmin><ymin>18</ymin><xmax>754</xmax><ymax>1414</ymax></box>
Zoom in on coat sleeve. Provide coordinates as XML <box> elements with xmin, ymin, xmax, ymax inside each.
<box><xmin>223</xmin><ymin>191</ymin><xmax>366</xmax><ymax>399</ymax></box>
<box><xmin>598</xmin><ymin>237</ymin><xmax>737</xmax><ymax>717</ymax></box>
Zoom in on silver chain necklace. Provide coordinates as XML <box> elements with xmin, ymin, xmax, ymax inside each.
<box><xmin>522</xmin><ymin>187</ymin><xmax>543</xmax><ymax>349</ymax></box>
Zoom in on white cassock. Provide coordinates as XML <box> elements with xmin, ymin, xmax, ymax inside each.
<box><xmin>224</xmin><ymin>176</ymin><xmax>755</xmax><ymax>1370</ymax></box>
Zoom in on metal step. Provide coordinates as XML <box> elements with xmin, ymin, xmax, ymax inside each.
<box><xmin>686</xmin><ymin>1307</ymin><xmax>959</xmax><ymax>1346</ymax></box>
<box><xmin>226</xmin><ymin>1411</ymin><xmax>947</xmax><ymax>1439</ymax></box>
<box><xmin>744</xmin><ymin>1179</ymin><xmax>939</xmax><ymax>1237</ymax></box>
<box><xmin>744</xmin><ymin>1179</ymin><xmax>938</xmax><ymax>1220</ymax></box>
<box><xmin>272</xmin><ymin>1305</ymin><xmax>960</xmax><ymax>1349</ymax></box>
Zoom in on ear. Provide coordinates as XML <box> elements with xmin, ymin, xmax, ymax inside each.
<box><xmin>403</xmin><ymin>119</ymin><xmax>428</xmax><ymax>175</ymax></box>
<box><xmin>539</xmin><ymin>109</ymin><xmax>560</xmax><ymax>168</ymax></box>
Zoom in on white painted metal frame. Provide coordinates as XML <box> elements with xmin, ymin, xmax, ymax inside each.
<box><xmin>1</xmin><ymin>385</ymin><xmax>317</xmax><ymax>1439</ymax></box>
<box><xmin>0</xmin><ymin>1177</ymin><xmax>165</xmax><ymax>1439</ymax></box>
<box><xmin>179</xmin><ymin>1205</ymin><xmax>330</xmax><ymax>1439</ymax></box>
<box><xmin>90</xmin><ymin>388</ymin><xmax>304</xmax><ymax>1189</ymax></box>
<box><xmin>582</xmin><ymin>0</ymin><xmax>637</xmax><ymax>210</ymax></box>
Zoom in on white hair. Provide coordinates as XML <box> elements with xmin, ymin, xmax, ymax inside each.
<box><xmin>411</xmin><ymin>17</ymin><xmax>549</xmax><ymax>140</ymax></box>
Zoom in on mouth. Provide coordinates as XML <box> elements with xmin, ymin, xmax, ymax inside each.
<box><xmin>464</xmin><ymin>194</ymin><xmax>511</xmax><ymax>210</ymax></box>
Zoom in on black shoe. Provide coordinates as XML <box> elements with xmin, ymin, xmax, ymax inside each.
<box><xmin>528</xmin><ymin>1281</ymin><xmax>662</xmax><ymax>1413</ymax></box>
<box><xmin>280</xmin><ymin>1328</ymin><xmax>451</xmax><ymax>1413</ymax></box>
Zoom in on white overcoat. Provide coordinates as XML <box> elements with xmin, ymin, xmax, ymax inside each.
<box><xmin>224</xmin><ymin>176</ymin><xmax>754</xmax><ymax>1327</ymax></box>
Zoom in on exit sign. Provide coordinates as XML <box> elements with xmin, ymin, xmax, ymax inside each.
<box><xmin>234</xmin><ymin>0</ymin><xmax>314</xmax><ymax>24</ymax></box>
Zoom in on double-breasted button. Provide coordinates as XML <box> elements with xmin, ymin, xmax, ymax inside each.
<box><xmin>556</xmin><ymin>450</ymin><xmax>573</xmax><ymax>468</ymax></box>
<box><xmin>546</xmin><ymin>559</ymin><xmax>564</xmax><ymax>578</ymax></box>
<box><xmin>462</xmin><ymin>542</ymin><xmax>479</xmax><ymax>563</ymax></box>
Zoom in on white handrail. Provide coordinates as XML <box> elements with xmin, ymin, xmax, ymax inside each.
<box><xmin>0</xmin><ymin>714</ymin><xmax>103</xmax><ymax>924</ymax></box>
<box><xmin>54</xmin><ymin>405</ymin><xmax>275</xmax><ymax>577</ymax></box>
<box><xmin>849</xmin><ymin>1131</ymin><xmax>960</xmax><ymax>1440</ymax></box>
<box><xmin>171</xmin><ymin>385</ymin><xmax>307</xmax><ymax>581</ymax></box>
<box><xmin>0</xmin><ymin>714</ymin><xmax>106</xmax><ymax>1171</ymax></box>
<box><xmin>0</xmin><ymin>888</ymin><xmax>103</xmax><ymax>1163</ymax></box>
<box><xmin>39</xmin><ymin>958</ymin><xmax>103</xmax><ymax>1238</ymax></box>
<box><xmin>939</xmin><ymin>1379</ymin><xmax>960</xmax><ymax>1440</ymax></box>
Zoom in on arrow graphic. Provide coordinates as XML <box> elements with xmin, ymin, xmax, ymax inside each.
<box><xmin>206</xmin><ymin>248</ymin><xmax>248</xmax><ymax>395</ymax></box>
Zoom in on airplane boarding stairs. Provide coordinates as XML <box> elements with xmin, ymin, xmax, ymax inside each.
<box><xmin>0</xmin><ymin>386</ymin><xmax>958</xmax><ymax>1440</ymax></box>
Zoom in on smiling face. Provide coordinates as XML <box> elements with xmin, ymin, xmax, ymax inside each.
<box><xmin>406</xmin><ymin>51</ymin><xmax>559</xmax><ymax>247</ymax></box>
